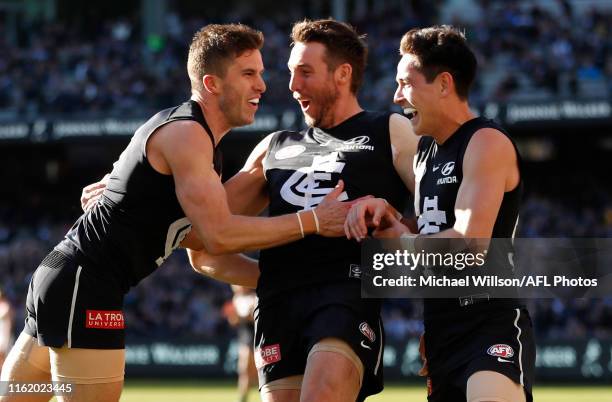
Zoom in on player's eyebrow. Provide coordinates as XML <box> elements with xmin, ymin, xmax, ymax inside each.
<box><xmin>288</xmin><ymin>62</ymin><xmax>313</xmax><ymax>70</ymax></box>
<box><xmin>242</xmin><ymin>68</ymin><xmax>265</xmax><ymax>74</ymax></box>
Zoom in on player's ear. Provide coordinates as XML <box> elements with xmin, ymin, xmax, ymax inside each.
<box><xmin>203</xmin><ymin>75</ymin><xmax>221</xmax><ymax>95</ymax></box>
<box><xmin>336</xmin><ymin>63</ymin><xmax>352</xmax><ymax>87</ymax></box>
<box><xmin>437</xmin><ymin>72</ymin><xmax>453</xmax><ymax>98</ymax></box>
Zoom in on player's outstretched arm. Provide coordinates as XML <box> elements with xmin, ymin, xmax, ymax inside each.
<box><xmin>187</xmin><ymin>248</ymin><xmax>260</xmax><ymax>288</ymax></box>
<box><xmin>154</xmin><ymin>121</ymin><xmax>350</xmax><ymax>255</ymax></box>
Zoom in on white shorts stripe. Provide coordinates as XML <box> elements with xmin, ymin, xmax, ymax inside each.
<box><xmin>374</xmin><ymin>319</ymin><xmax>383</xmax><ymax>375</ymax></box>
<box><xmin>67</xmin><ymin>266</ymin><xmax>83</xmax><ymax>348</ymax></box>
<box><xmin>513</xmin><ymin>308</ymin><xmax>524</xmax><ymax>386</ymax></box>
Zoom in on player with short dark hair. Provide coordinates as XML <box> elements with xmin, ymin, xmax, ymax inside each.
<box><xmin>346</xmin><ymin>25</ymin><xmax>536</xmax><ymax>402</ymax></box>
<box><xmin>0</xmin><ymin>23</ymin><xmax>350</xmax><ymax>402</ymax></box>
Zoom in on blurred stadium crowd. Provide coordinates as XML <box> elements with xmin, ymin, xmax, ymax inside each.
<box><xmin>0</xmin><ymin>0</ymin><xmax>611</xmax><ymax>118</ymax></box>
<box><xmin>1</xmin><ymin>0</ymin><xmax>611</xmax><ymax>344</ymax></box>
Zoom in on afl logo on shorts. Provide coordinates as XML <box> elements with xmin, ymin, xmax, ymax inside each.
<box><xmin>487</xmin><ymin>344</ymin><xmax>514</xmax><ymax>358</ymax></box>
<box><xmin>275</xmin><ymin>145</ymin><xmax>306</xmax><ymax>160</ymax></box>
<box><xmin>359</xmin><ymin>322</ymin><xmax>376</xmax><ymax>343</ymax></box>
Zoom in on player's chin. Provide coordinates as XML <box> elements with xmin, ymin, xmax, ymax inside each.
<box><xmin>303</xmin><ymin>113</ymin><xmax>317</xmax><ymax>127</ymax></box>
<box><xmin>238</xmin><ymin>113</ymin><xmax>256</xmax><ymax>126</ymax></box>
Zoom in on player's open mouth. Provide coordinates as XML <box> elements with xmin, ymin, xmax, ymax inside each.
<box><xmin>404</xmin><ymin>107</ymin><xmax>417</xmax><ymax>120</ymax></box>
<box><xmin>298</xmin><ymin>99</ymin><xmax>311</xmax><ymax>111</ymax></box>
<box><xmin>248</xmin><ymin>98</ymin><xmax>260</xmax><ymax>109</ymax></box>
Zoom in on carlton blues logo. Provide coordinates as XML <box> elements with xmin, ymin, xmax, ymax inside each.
<box><xmin>280</xmin><ymin>152</ymin><xmax>348</xmax><ymax>209</ymax></box>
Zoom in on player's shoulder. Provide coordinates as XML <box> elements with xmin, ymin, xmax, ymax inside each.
<box><xmin>360</xmin><ymin>109</ymin><xmax>394</xmax><ymax>124</ymax></box>
<box><xmin>464</xmin><ymin>127</ymin><xmax>517</xmax><ymax>170</ymax></box>
<box><xmin>470</xmin><ymin>126</ymin><xmax>514</xmax><ymax>151</ymax></box>
<box><xmin>268</xmin><ymin>129</ymin><xmax>306</xmax><ymax>145</ymax></box>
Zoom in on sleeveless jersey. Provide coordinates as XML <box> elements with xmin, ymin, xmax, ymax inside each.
<box><xmin>58</xmin><ymin>100</ymin><xmax>222</xmax><ymax>293</ymax></box>
<box><xmin>259</xmin><ymin>111</ymin><xmax>409</xmax><ymax>301</ymax></box>
<box><xmin>413</xmin><ymin>117</ymin><xmax>523</xmax><ymax>319</ymax></box>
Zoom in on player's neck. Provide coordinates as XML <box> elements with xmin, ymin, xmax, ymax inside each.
<box><xmin>324</xmin><ymin>95</ymin><xmax>363</xmax><ymax>129</ymax></box>
<box><xmin>431</xmin><ymin>101</ymin><xmax>475</xmax><ymax>145</ymax></box>
<box><xmin>190</xmin><ymin>94</ymin><xmax>231</xmax><ymax>145</ymax></box>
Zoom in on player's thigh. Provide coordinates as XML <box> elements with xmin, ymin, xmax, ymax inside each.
<box><xmin>49</xmin><ymin>346</ymin><xmax>125</xmax><ymax>402</ymax></box>
<box><xmin>0</xmin><ymin>332</ymin><xmax>52</xmax><ymax>402</ymax></box>
<box><xmin>260</xmin><ymin>376</ymin><xmax>302</xmax><ymax>402</ymax></box>
<box><xmin>466</xmin><ymin>370</ymin><xmax>525</xmax><ymax>402</ymax></box>
<box><xmin>56</xmin><ymin>382</ymin><xmax>123</xmax><ymax>402</ymax></box>
<box><xmin>301</xmin><ymin>338</ymin><xmax>362</xmax><ymax>402</ymax></box>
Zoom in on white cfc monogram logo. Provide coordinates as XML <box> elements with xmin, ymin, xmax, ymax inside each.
<box><xmin>417</xmin><ymin>196</ymin><xmax>447</xmax><ymax>234</ymax></box>
<box><xmin>280</xmin><ymin>152</ymin><xmax>348</xmax><ymax>209</ymax></box>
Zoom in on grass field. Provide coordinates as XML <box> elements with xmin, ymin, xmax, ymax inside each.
<box><xmin>112</xmin><ymin>381</ymin><xmax>612</xmax><ymax>402</ymax></box>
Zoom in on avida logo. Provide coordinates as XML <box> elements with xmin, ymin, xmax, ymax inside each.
<box><xmin>318</xmin><ymin>135</ymin><xmax>374</xmax><ymax>151</ymax></box>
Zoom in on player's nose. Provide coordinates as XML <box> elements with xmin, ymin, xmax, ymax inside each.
<box><xmin>255</xmin><ymin>74</ymin><xmax>266</xmax><ymax>93</ymax></box>
<box><xmin>393</xmin><ymin>85</ymin><xmax>404</xmax><ymax>105</ymax></box>
<box><xmin>289</xmin><ymin>73</ymin><xmax>300</xmax><ymax>93</ymax></box>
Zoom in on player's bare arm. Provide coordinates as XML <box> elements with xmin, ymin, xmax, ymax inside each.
<box><xmin>187</xmin><ymin>248</ymin><xmax>259</xmax><ymax>288</ymax></box>
<box><xmin>444</xmin><ymin>128</ymin><xmax>519</xmax><ymax>238</ymax></box>
<box><xmin>344</xmin><ymin>113</ymin><xmax>418</xmax><ymax>239</ymax></box>
<box><xmin>223</xmin><ymin>133</ymin><xmax>273</xmax><ymax>215</ymax></box>
<box><xmin>186</xmin><ymin>135</ymin><xmax>273</xmax><ymax>285</ymax></box>
<box><xmin>356</xmin><ymin>128</ymin><xmax>519</xmax><ymax>239</ymax></box>
<box><xmin>151</xmin><ymin>120</ymin><xmax>349</xmax><ymax>254</ymax></box>
<box><xmin>389</xmin><ymin>112</ymin><xmax>419</xmax><ymax>193</ymax></box>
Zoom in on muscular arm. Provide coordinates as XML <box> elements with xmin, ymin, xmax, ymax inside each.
<box><xmin>187</xmin><ymin>249</ymin><xmax>259</xmax><ymax>288</ymax></box>
<box><xmin>427</xmin><ymin>128</ymin><xmax>519</xmax><ymax>239</ymax></box>
<box><xmin>186</xmin><ymin>135</ymin><xmax>273</xmax><ymax>284</ymax></box>
<box><xmin>223</xmin><ymin>133</ymin><xmax>272</xmax><ymax>215</ymax></box>
<box><xmin>389</xmin><ymin>113</ymin><xmax>419</xmax><ymax>194</ymax></box>
<box><xmin>152</xmin><ymin>122</ymin><xmax>347</xmax><ymax>254</ymax></box>
<box><xmin>344</xmin><ymin>114</ymin><xmax>418</xmax><ymax>239</ymax></box>
<box><xmin>357</xmin><ymin>128</ymin><xmax>519</xmax><ymax>242</ymax></box>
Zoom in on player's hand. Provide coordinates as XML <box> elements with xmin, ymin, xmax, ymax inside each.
<box><xmin>418</xmin><ymin>332</ymin><xmax>429</xmax><ymax>376</ymax></box>
<box><xmin>315</xmin><ymin>180</ymin><xmax>368</xmax><ymax>237</ymax></box>
<box><xmin>344</xmin><ymin>198</ymin><xmax>388</xmax><ymax>241</ymax></box>
<box><xmin>179</xmin><ymin>229</ymin><xmax>205</xmax><ymax>250</ymax></box>
<box><xmin>372</xmin><ymin>211</ymin><xmax>413</xmax><ymax>239</ymax></box>
<box><xmin>80</xmin><ymin>174</ymin><xmax>110</xmax><ymax>211</ymax></box>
